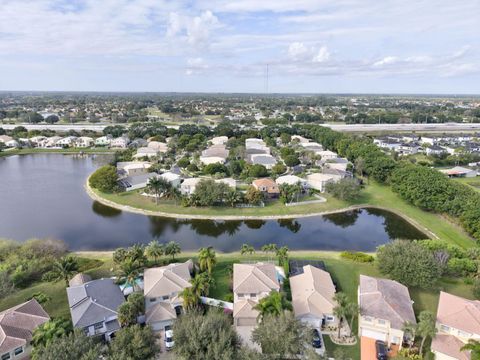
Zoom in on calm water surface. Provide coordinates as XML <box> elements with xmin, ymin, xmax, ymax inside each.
<box><xmin>0</xmin><ymin>154</ymin><xmax>427</xmax><ymax>251</ymax></box>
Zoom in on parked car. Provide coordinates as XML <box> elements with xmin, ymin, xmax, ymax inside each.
<box><xmin>375</xmin><ymin>340</ymin><xmax>388</xmax><ymax>360</ymax></box>
<box><xmin>312</xmin><ymin>329</ymin><xmax>322</xmax><ymax>348</ymax></box>
<box><xmin>165</xmin><ymin>329</ymin><xmax>174</xmax><ymax>351</ymax></box>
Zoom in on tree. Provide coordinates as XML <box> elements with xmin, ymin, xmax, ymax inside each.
<box><xmin>417</xmin><ymin>311</ymin><xmax>437</xmax><ymax>355</ymax></box>
<box><xmin>284</xmin><ymin>154</ymin><xmax>300</xmax><ymax>167</ymax></box>
<box><xmin>402</xmin><ymin>321</ymin><xmax>417</xmax><ymax>349</ymax></box>
<box><xmin>240</xmin><ymin>244</ymin><xmax>255</xmax><ymax>256</ymax></box>
<box><xmin>251</xmin><ymin>312</ymin><xmax>311</xmax><ymax>359</ymax></box>
<box><xmin>355</xmin><ymin>157</ymin><xmax>366</xmax><ymax>177</ymax></box>
<box><xmin>247</xmin><ymin>164</ymin><xmax>268</xmax><ymax>178</ymax></box>
<box><xmin>173</xmin><ymin>310</ymin><xmax>243</xmax><ymax>360</ymax></box>
<box><xmin>118</xmin><ymin>302</ymin><xmax>138</xmax><ymax>327</ymax></box>
<box><xmin>108</xmin><ymin>325</ymin><xmax>160</xmax><ymax>360</ymax></box>
<box><xmin>30</xmin><ymin>292</ymin><xmax>51</xmax><ymax>305</ymax></box>
<box><xmin>32</xmin><ymin>318</ymin><xmax>72</xmax><ymax>347</ymax></box>
<box><xmin>146</xmin><ymin>177</ymin><xmax>168</xmax><ymax>204</ymax></box>
<box><xmin>32</xmin><ymin>329</ymin><xmax>103</xmax><ymax>360</ymax></box>
<box><xmin>128</xmin><ymin>292</ymin><xmax>145</xmax><ymax>315</ymax></box>
<box><xmin>272</xmin><ymin>163</ymin><xmax>287</xmax><ymax>176</ymax></box>
<box><xmin>0</xmin><ymin>271</ymin><xmax>14</xmax><ymax>298</ymax></box>
<box><xmin>89</xmin><ymin>165</ymin><xmax>118</xmax><ymax>193</ymax></box>
<box><xmin>253</xmin><ymin>291</ymin><xmax>292</xmax><ymax>319</ymax></box>
<box><xmin>164</xmin><ymin>241</ymin><xmax>181</xmax><ymax>260</ymax></box>
<box><xmin>117</xmin><ymin>259</ymin><xmax>140</xmax><ymax>293</ymax></box>
<box><xmin>145</xmin><ymin>240</ymin><xmax>163</xmax><ymax>264</ymax></box>
<box><xmin>181</xmin><ymin>286</ymin><xmax>200</xmax><ymax>310</ymax></box>
<box><xmin>325</xmin><ymin>178</ymin><xmax>361</xmax><ymax>201</ymax></box>
<box><xmin>53</xmin><ymin>255</ymin><xmax>79</xmax><ymax>286</ymax></box>
<box><xmin>461</xmin><ymin>340</ymin><xmax>480</xmax><ymax>360</ymax></box>
<box><xmin>225</xmin><ymin>189</ymin><xmax>241</xmax><ymax>207</ymax></box>
<box><xmin>190</xmin><ymin>272</ymin><xmax>214</xmax><ymax>297</ymax></box>
<box><xmin>245</xmin><ymin>186</ymin><xmax>264</xmax><ymax>205</ymax></box>
<box><xmin>45</xmin><ymin>115</ymin><xmax>60</xmax><ymax>124</ymax></box>
<box><xmin>198</xmin><ymin>246</ymin><xmax>217</xmax><ymax>274</ymax></box>
<box><xmin>276</xmin><ymin>246</ymin><xmax>289</xmax><ymax>266</ymax></box>
<box><xmin>261</xmin><ymin>243</ymin><xmax>278</xmax><ymax>257</ymax></box>
<box><xmin>333</xmin><ymin>292</ymin><xmax>349</xmax><ymax>338</ymax></box>
<box><xmin>193</xmin><ymin>179</ymin><xmax>230</xmax><ymax>206</ymax></box>
<box><xmin>377</xmin><ymin>240</ymin><xmax>442</xmax><ymax>288</ymax></box>
<box><xmin>345</xmin><ymin>300</ymin><xmax>359</xmax><ymax>337</ymax></box>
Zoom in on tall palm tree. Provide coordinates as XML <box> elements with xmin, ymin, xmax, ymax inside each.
<box><xmin>118</xmin><ymin>259</ymin><xmax>141</xmax><ymax>293</ymax></box>
<box><xmin>402</xmin><ymin>321</ymin><xmax>417</xmax><ymax>349</ymax></box>
<box><xmin>461</xmin><ymin>340</ymin><xmax>480</xmax><ymax>360</ymax></box>
<box><xmin>145</xmin><ymin>240</ymin><xmax>163</xmax><ymax>264</ymax></box>
<box><xmin>253</xmin><ymin>291</ymin><xmax>292</xmax><ymax>320</ymax></box>
<box><xmin>198</xmin><ymin>246</ymin><xmax>217</xmax><ymax>274</ymax></box>
<box><xmin>53</xmin><ymin>256</ymin><xmax>79</xmax><ymax>287</ymax></box>
<box><xmin>346</xmin><ymin>301</ymin><xmax>359</xmax><ymax>337</ymax></box>
<box><xmin>261</xmin><ymin>244</ymin><xmax>278</xmax><ymax>259</ymax></box>
<box><xmin>276</xmin><ymin>246</ymin><xmax>289</xmax><ymax>266</ymax></box>
<box><xmin>32</xmin><ymin>318</ymin><xmax>72</xmax><ymax>346</ymax></box>
<box><xmin>181</xmin><ymin>287</ymin><xmax>200</xmax><ymax>311</ymax></box>
<box><xmin>147</xmin><ymin>177</ymin><xmax>164</xmax><ymax>204</ymax></box>
<box><xmin>190</xmin><ymin>272</ymin><xmax>214</xmax><ymax>297</ymax></box>
<box><xmin>164</xmin><ymin>241</ymin><xmax>181</xmax><ymax>260</ymax></box>
<box><xmin>127</xmin><ymin>244</ymin><xmax>146</xmax><ymax>267</ymax></box>
<box><xmin>333</xmin><ymin>292</ymin><xmax>349</xmax><ymax>338</ymax></box>
<box><xmin>240</xmin><ymin>244</ymin><xmax>255</xmax><ymax>256</ymax></box>
<box><xmin>417</xmin><ymin>311</ymin><xmax>437</xmax><ymax>355</ymax></box>
<box><xmin>225</xmin><ymin>189</ymin><xmax>241</xmax><ymax>207</ymax></box>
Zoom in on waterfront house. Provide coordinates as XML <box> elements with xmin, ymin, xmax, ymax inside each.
<box><xmin>67</xmin><ymin>278</ymin><xmax>125</xmax><ymax>341</ymax></box>
<box><xmin>118</xmin><ymin>173</ymin><xmax>159</xmax><ymax>192</ymax></box>
<box><xmin>431</xmin><ymin>292</ymin><xmax>480</xmax><ymax>360</ymax></box>
<box><xmin>0</xmin><ymin>299</ymin><xmax>50</xmax><ymax>360</ymax></box>
<box><xmin>56</xmin><ymin>136</ymin><xmax>77</xmax><ymax>147</ymax></box>
<box><xmin>76</xmin><ymin>136</ymin><xmax>94</xmax><ymax>148</ymax></box>
<box><xmin>306</xmin><ymin>173</ymin><xmax>341</xmax><ymax>192</ymax></box>
<box><xmin>291</xmin><ymin>265</ymin><xmax>338</xmax><ymax>329</ymax></box>
<box><xmin>159</xmin><ymin>172</ymin><xmax>182</xmax><ymax>188</ymax></box>
<box><xmin>252</xmin><ymin>178</ymin><xmax>280</xmax><ymax>198</ymax></box>
<box><xmin>111</xmin><ymin>136</ymin><xmax>130</xmax><ymax>149</ymax></box>
<box><xmin>358</xmin><ymin>275</ymin><xmax>416</xmax><ymax>349</ymax></box>
<box><xmin>134</xmin><ymin>147</ymin><xmax>159</xmax><ymax>159</ymax></box>
<box><xmin>144</xmin><ymin>260</ymin><xmax>193</xmax><ymax>331</ymax></box>
<box><xmin>317</xmin><ymin>150</ymin><xmax>338</xmax><ymax>161</ymax></box>
<box><xmin>200</xmin><ymin>156</ymin><xmax>226</xmax><ymax>165</ymax></box>
<box><xmin>275</xmin><ymin>175</ymin><xmax>308</xmax><ymax>189</ymax></box>
<box><xmin>117</xmin><ymin>161</ymin><xmax>151</xmax><ymax>177</ymax></box>
<box><xmin>95</xmin><ymin>135</ymin><xmax>113</xmax><ymax>147</ymax></box>
<box><xmin>180</xmin><ymin>178</ymin><xmax>202</xmax><ymax>195</ymax></box>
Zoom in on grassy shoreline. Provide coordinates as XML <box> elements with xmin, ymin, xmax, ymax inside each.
<box><xmin>0</xmin><ymin>147</ymin><xmax>114</xmax><ymax>158</ymax></box>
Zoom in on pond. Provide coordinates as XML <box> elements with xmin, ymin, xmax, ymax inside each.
<box><xmin>0</xmin><ymin>154</ymin><xmax>427</xmax><ymax>252</ymax></box>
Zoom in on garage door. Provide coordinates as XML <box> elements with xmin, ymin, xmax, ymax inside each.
<box><xmin>237</xmin><ymin>318</ymin><xmax>257</xmax><ymax>326</ymax></box>
<box><xmin>361</xmin><ymin>328</ymin><xmax>387</xmax><ymax>341</ymax></box>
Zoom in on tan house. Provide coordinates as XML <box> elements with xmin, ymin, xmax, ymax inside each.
<box><xmin>233</xmin><ymin>262</ymin><xmax>280</xmax><ymax>327</ymax></box>
<box><xmin>358</xmin><ymin>275</ymin><xmax>416</xmax><ymax>348</ymax></box>
<box><xmin>431</xmin><ymin>292</ymin><xmax>480</xmax><ymax>360</ymax></box>
<box><xmin>252</xmin><ymin>178</ymin><xmax>280</xmax><ymax>198</ymax></box>
<box><xmin>144</xmin><ymin>260</ymin><xmax>193</xmax><ymax>331</ymax></box>
<box><xmin>290</xmin><ymin>265</ymin><xmax>338</xmax><ymax>329</ymax></box>
<box><xmin>0</xmin><ymin>299</ymin><xmax>50</xmax><ymax>360</ymax></box>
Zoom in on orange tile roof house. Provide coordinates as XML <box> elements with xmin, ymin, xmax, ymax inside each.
<box><xmin>0</xmin><ymin>299</ymin><xmax>50</xmax><ymax>360</ymax></box>
<box><xmin>358</xmin><ymin>275</ymin><xmax>416</xmax><ymax>349</ymax></box>
<box><xmin>252</xmin><ymin>178</ymin><xmax>279</xmax><ymax>198</ymax></box>
<box><xmin>431</xmin><ymin>292</ymin><xmax>480</xmax><ymax>360</ymax></box>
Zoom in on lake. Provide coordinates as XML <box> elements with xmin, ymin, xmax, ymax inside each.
<box><xmin>0</xmin><ymin>154</ymin><xmax>427</xmax><ymax>252</ymax></box>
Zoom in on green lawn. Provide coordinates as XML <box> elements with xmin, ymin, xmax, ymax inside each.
<box><xmin>452</xmin><ymin>177</ymin><xmax>480</xmax><ymax>193</ymax></box>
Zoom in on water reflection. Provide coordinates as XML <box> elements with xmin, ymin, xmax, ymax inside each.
<box><xmin>0</xmin><ymin>154</ymin><xmax>428</xmax><ymax>251</ymax></box>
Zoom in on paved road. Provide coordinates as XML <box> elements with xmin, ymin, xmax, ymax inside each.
<box><xmin>1</xmin><ymin>122</ymin><xmax>479</xmax><ymax>133</ymax></box>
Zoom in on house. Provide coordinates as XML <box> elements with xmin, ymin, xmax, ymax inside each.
<box><xmin>67</xmin><ymin>278</ymin><xmax>125</xmax><ymax>341</ymax></box>
<box><xmin>431</xmin><ymin>292</ymin><xmax>480</xmax><ymax>360</ymax></box>
<box><xmin>252</xmin><ymin>178</ymin><xmax>280</xmax><ymax>198</ymax></box>
<box><xmin>440</xmin><ymin>166</ymin><xmax>477</xmax><ymax>178</ymax></box>
<box><xmin>200</xmin><ymin>156</ymin><xmax>226</xmax><ymax>165</ymax></box>
<box><xmin>134</xmin><ymin>147</ymin><xmax>159</xmax><ymax>159</ymax></box>
<box><xmin>111</xmin><ymin>136</ymin><xmax>130</xmax><ymax>148</ymax></box>
<box><xmin>374</xmin><ymin>138</ymin><xmax>401</xmax><ymax>151</ymax></box>
<box><xmin>317</xmin><ymin>150</ymin><xmax>338</xmax><ymax>161</ymax></box>
<box><xmin>0</xmin><ymin>135</ymin><xmax>14</xmax><ymax>144</ymax></box>
<box><xmin>147</xmin><ymin>141</ymin><xmax>168</xmax><ymax>153</ymax></box>
<box><xmin>159</xmin><ymin>172</ymin><xmax>182</xmax><ymax>188</ymax></box>
<box><xmin>250</xmin><ymin>154</ymin><xmax>277</xmax><ymax>169</ymax></box>
<box><xmin>0</xmin><ymin>299</ymin><xmax>50</xmax><ymax>360</ymax></box>
<box><xmin>210</xmin><ymin>136</ymin><xmax>228</xmax><ymax>145</ymax></box>
<box><xmin>117</xmin><ymin>161</ymin><xmax>151</xmax><ymax>177</ymax></box>
<box><xmin>245</xmin><ymin>138</ymin><xmax>270</xmax><ymax>155</ymax></box>
<box><xmin>118</xmin><ymin>173</ymin><xmax>159</xmax><ymax>191</ymax></box>
<box><xmin>95</xmin><ymin>135</ymin><xmax>113</xmax><ymax>146</ymax></box>
<box><xmin>180</xmin><ymin>178</ymin><xmax>202</xmax><ymax>195</ymax></box>
<box><xmin>358</xmin><ymin>275</ymin><xmax>416</xmax><ymax>349</ymax></box>
<box><xmin>202</xmin><ymin>144</ymin><xmax>229</xmax><ymax>159</ymax></box>
<box><xmin>291</xmin><ymin>135</ymin><xmax>310</xmax><ymax>144</ymax></box>
<box><xmin>306</xmin><ymin>173</ymin><xmax>341</xmax><ymax>192</ymax></box>
<box><xmin>76</xmin><ymin>136</ymin><xmax>94</xmax><ymax>148</ymax></box>
<box><xmin>233</xmin><ymin>262</ymin><xmax>280</xmax><ymax>327</ymax></box>
<box><xmin>397</xmin><ymin>143</ymin><xmax>421</xmax><ymax>155</ymax></box>
<box><xmin>215</xmin><ymin>177</ymin><xmax>236</xmax><ymax>189</ymax></box>
<box><xmin>275</xmin><ymin>175</ymin><xmax>308</xmax><ymax>188</ymax></box>
<box><xmin>290</xmin><ymin>265</ymin><xmax>338</xmax><ymax>329</ymax></box>
<box><xmin>144</xmin><ymin>261</ymin><xmax>193</xmax><ymax>331</ymax></box>
<box><xmin>129</xmin><ymin>138</ymin><xmax>148</xmax><ymax>149</ymax></box>
<box><xmin>29</xmin><ymin>136</ymin><xmax>47</xmax><ymax>147</ymax></box>
<box><xmin>426</xmin><ymin>145</ymin><xmax>447</xmax><ymax>156</ymax></box>
<box><xmin>56</xmin><ymin>136</ymin><xmax>77</xmax><ymax>147</ymax></box>
<box><xmin>45</xmin><ymin>136</ymin><xmax>62</xmax><ymax>148</ymax></box>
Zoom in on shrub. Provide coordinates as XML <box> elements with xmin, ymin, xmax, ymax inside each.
<box><xmin>447</xmin><ymin>258</ymin><xmax>477</xmax><ymax>276</ymax></box>
<box><xmin>89</xmin><ymin>165</ymin><xmax>119</xmax><ymax>193</ymax></box>
<box><xmin>473</xmin><ymin>278</ymin><xmax>480</xmax><ymax>299</ymax></box>
<box><xmin>340</xmin><ymin>251</ymin><xmax>374</xmax><ymax>263</ymax></box>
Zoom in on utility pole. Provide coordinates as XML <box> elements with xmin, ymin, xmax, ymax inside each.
<box><xmin>264</xmin><ymin>64</ymin><xmax>269</xmax><ymax>94</ymax></box>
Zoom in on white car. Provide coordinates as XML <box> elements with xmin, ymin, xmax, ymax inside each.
<box><xmin>165</xmin><ymin>329</ymin><xmax>174</xmax><ymax>350</ymax></box>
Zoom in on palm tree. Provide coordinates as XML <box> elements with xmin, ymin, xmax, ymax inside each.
<box><xmin>164</xmin><ymin>241</ymin><xmax>181</xmax><ymax>260</ymax></box>
<box><xmin>147</xmin><ymin>177</ymin><xmax>164</xmax><ymax>204</ymax></box>
<box><xmin>53</xmin><ymin>255</ymin><xmax>79</xmax><ymax>286</ymax></box>
<box><xmin>461</xmin><ymin>340</ymin><xmax>480</xmax><ymax>359</ymax></box>
<box><xmin>117</xmin><ymin>302</ymin><xmax>137</xmax><ymax>327</ymax></box>
<box><xmin>261</xmin><ymin>243</ymin><xmax>278</xmax><ymax>258</ymax></box>
<box><xmin>181</xmin><ymin>287</ymin><xmax>200</xmax><ymax>311</ymax></box>
<box><xmin>127</xmin><ymin>244</ymin><xmax>146</xmax><ymax>267</ymax></box>
<box><xmin>240</xmin><ymin>244</ymin><xmax>255</xmax><ymax>256</ymax></box>
<box><xmin>225</xmin><ymin>189</ymin><xmax>241</xmax><ymax>207</ymax></box>
<box><xmin>417</xmin><ymin>311</ymin><xmax>437</xmax><ymax>355</ymax></box>
<box><xmin>275</xmin><ymin>246</ymin><xmax>289</xmax><ymax>266</ymax></box>
<box><xmin>253</xmin><ymin>291</ymin><xmax>292</xmax><ymax>320</ymax></box>
<box><xmin>32</xmin><ymin>318</ymin><xmax>72</xmax><ymax>346</ymax></box>
<box><xmin>118</xmin><ymin>259</ymin><xmax>140</xmax><ymax>293</ymax></box>
<box><xmin>190</xmin><ymin>272</ymin><xmax>214</xmax><ymax>297</ymax></box>
<box><xmin>333</xmin><ymin>292</ymin><xmax>349</xmax><ymax>338</ymax></box>
<box><xmin>402</xmin><ymin>321</ymin><xmax>417</xmax><ymax>349</ymax></box>
<box><xmin>198</xmin><ymin>246</ymin><xmax>217</xmax><ymax>274</ymax></box>
<box><xmin>345</xmin><ymin>301</ymin><xmax>359</xmax><ymax>337</ymax></box>
<box><xmin>145</xmin><ymin>240</ymin><xmax>163</xmax><ymax>264</ymax></box>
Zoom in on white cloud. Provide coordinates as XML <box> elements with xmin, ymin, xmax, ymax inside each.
<box><xmin>288</xmin><ymin>42</ymin><xmax>330</xmax><ymax>63</ymax></box>
<box><xmin>313</xmin><ymin>46</ymin><xmax>330</xmax><ymax>63</ymax></box>
<box><xmin>166</xmin><ymin>10</ymin><xmax>220</xmax><ymax>47</ymax></box>
<box><xmin>373</xmin><ymin>56</ymin><xmax>398</xmax><ymax>67</ymax></box>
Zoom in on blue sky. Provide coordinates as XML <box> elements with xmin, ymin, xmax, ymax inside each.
<box><xmin>0</xmin><ymin>0</ymin><xmax>479</xmax><ymax>93</ymax></box>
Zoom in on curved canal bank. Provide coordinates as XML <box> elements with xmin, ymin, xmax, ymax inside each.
<box><xmin>85</xmin><ymin>175</ymin><xmax>436</xmax><ymax>239</ymax></box>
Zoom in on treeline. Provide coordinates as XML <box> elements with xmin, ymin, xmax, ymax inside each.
<box><xmin>298</xmin><ymin>125</ymin><xmax>480</xmax><ymax>242</ymax></box>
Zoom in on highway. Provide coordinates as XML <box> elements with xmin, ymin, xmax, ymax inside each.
<box><xmin>1</xmin><ymin>122</ymin><xmax>480</xmax><ymax>133</ymax></box>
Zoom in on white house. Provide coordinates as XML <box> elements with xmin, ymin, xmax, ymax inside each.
<box><xmin>134</xmin><ymin>147</ymin><xmax>159</xmax><ymax>159</ymax></box>
<box><xmin>117</xmin><ymin>161</ymin><xmax>152</xmax><ymax>177</ymax></box>
<box><xmin>180</xmin><ymin>178</ymin><xmax>202</xmax><ymax>195</ymax></box>
<box><xmin>159</xmin><ymin>172</ymin><xmax>182</xmax><ymax>188</ymax></box>
<box><xmin>56</xmin><ymin>136</ymin><xmax>77</xmax><ymax>147</ymax></box>
<box><xmin>200</xmin><ymin>156</ymin><xmax>226</xmax><ymax>165</ymax></box>
<box><xmin>76</xmin><ymin>137</ymin><xmax>94</xmax><ymax>148</ymax></box>
<box><xmin>210</xmin><ymin>136</ymin><xmax>229</xmax><ymax>145</ymax></box>
<box><xmin>306</xmin><ymin>173</ymin><xmax>341</xmax><ymax>192</ymax></box>
<box><xmin>95</xmin><ymin>135</ymin><xmax>113</xmax><ymax>146</ymax></box>
<box><xmin>275</xmin><ymin>175</ymin><xmax>308</xmax><ymax>188</ymax></box>
<box><xmin>111</xmin><ymin>136</ymin><xmax>130</xmax><ymax>148</ymax></box>
<box><xmin>317</xmin><ymin>150</ymin><xmax>338</xmax><ymax>161</ymax></box>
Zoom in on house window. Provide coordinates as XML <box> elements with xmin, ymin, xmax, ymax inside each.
<box><xmin>458</xmin><ymin>330</ymin><xmax>472</xmax><ymax>338</ymax></box>
<box><xmin>150</xmin><ymin>297</ymin><xmax>156</xmax><ymax>302</ymax></box>
<box><xmin>14</xmin><ymin>347</ymin><xmax>23</xmax><ymax>356</ymax></box>
<box><xmin>250</xmin><ymin>293</ymin><xmax>257</xmax><ymax>298</ymax></box>
<box><xmin>1</xmin><ymin>353</ymin><xmax>10</xmax><ymax>360</ymax></box>
<box><xmin>440</xmin><ymin>325</ymin><xmax>450</xmax><ymax>332</ymax></box>
<box><xmin>363</xmin><ymin>316</ymin><xmax>372</xmax><ymax>322</ymax></box>
<box><xmin>391</xmin><ymin>336</ymin><xmax>401</xmax><ymax>344</ymax></box>
<box><xmin>162</xmin><ymin>295</ymin><xmax>169</xmax><ymax>300</ymax></box>
<box><xmin>326</xmin><ymin>316</ymin><xmax>335</xmax><ymax>322</ymax></box>
<box><xmin>378</xmin><ymin>319</ymin><xmax>386</xmax><ymax>325</ymax></box>
<box><xmin>237</xmin><ymin>294</ymin><xmax>244</xmax><ymax>298</ymax></box>
<box><xmin>94</xmin><ymin>322</ymin><xmax>104</xmax><ymax>330</ymax></box>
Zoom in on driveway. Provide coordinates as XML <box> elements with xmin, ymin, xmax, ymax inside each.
<box><xmin>361</xmin><ymin>337</ymin><xmax>377</xmax><ymax>360</ymax></box>
<box><xmin>155</xmin><ymin>329</ymin><xmax>174</xmax><ymax>360</ymax></box>
<box><xmin>236</xmin><ymin>326</ymin><xmax>261</xmax><ymax>351</ymax></box>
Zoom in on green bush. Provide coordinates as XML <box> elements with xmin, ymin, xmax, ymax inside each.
<box><xmin>340</xmin><ymin>251</ymin><xmax>374</xmax><ymax>263</ymax></box>
<box><xmin>473</xmin><ymin>278</ymin><xmax>480</xmax><ymax>299</ymax></box>
<box><xmin>447</xmin><ymin>258</ymin><xmax>477</xmax><ymax>276</ymax></box>
<box><xmin>89</xmin><ymin>165</ymin><xmax>119</xmax><ymax>193</ymax></box>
